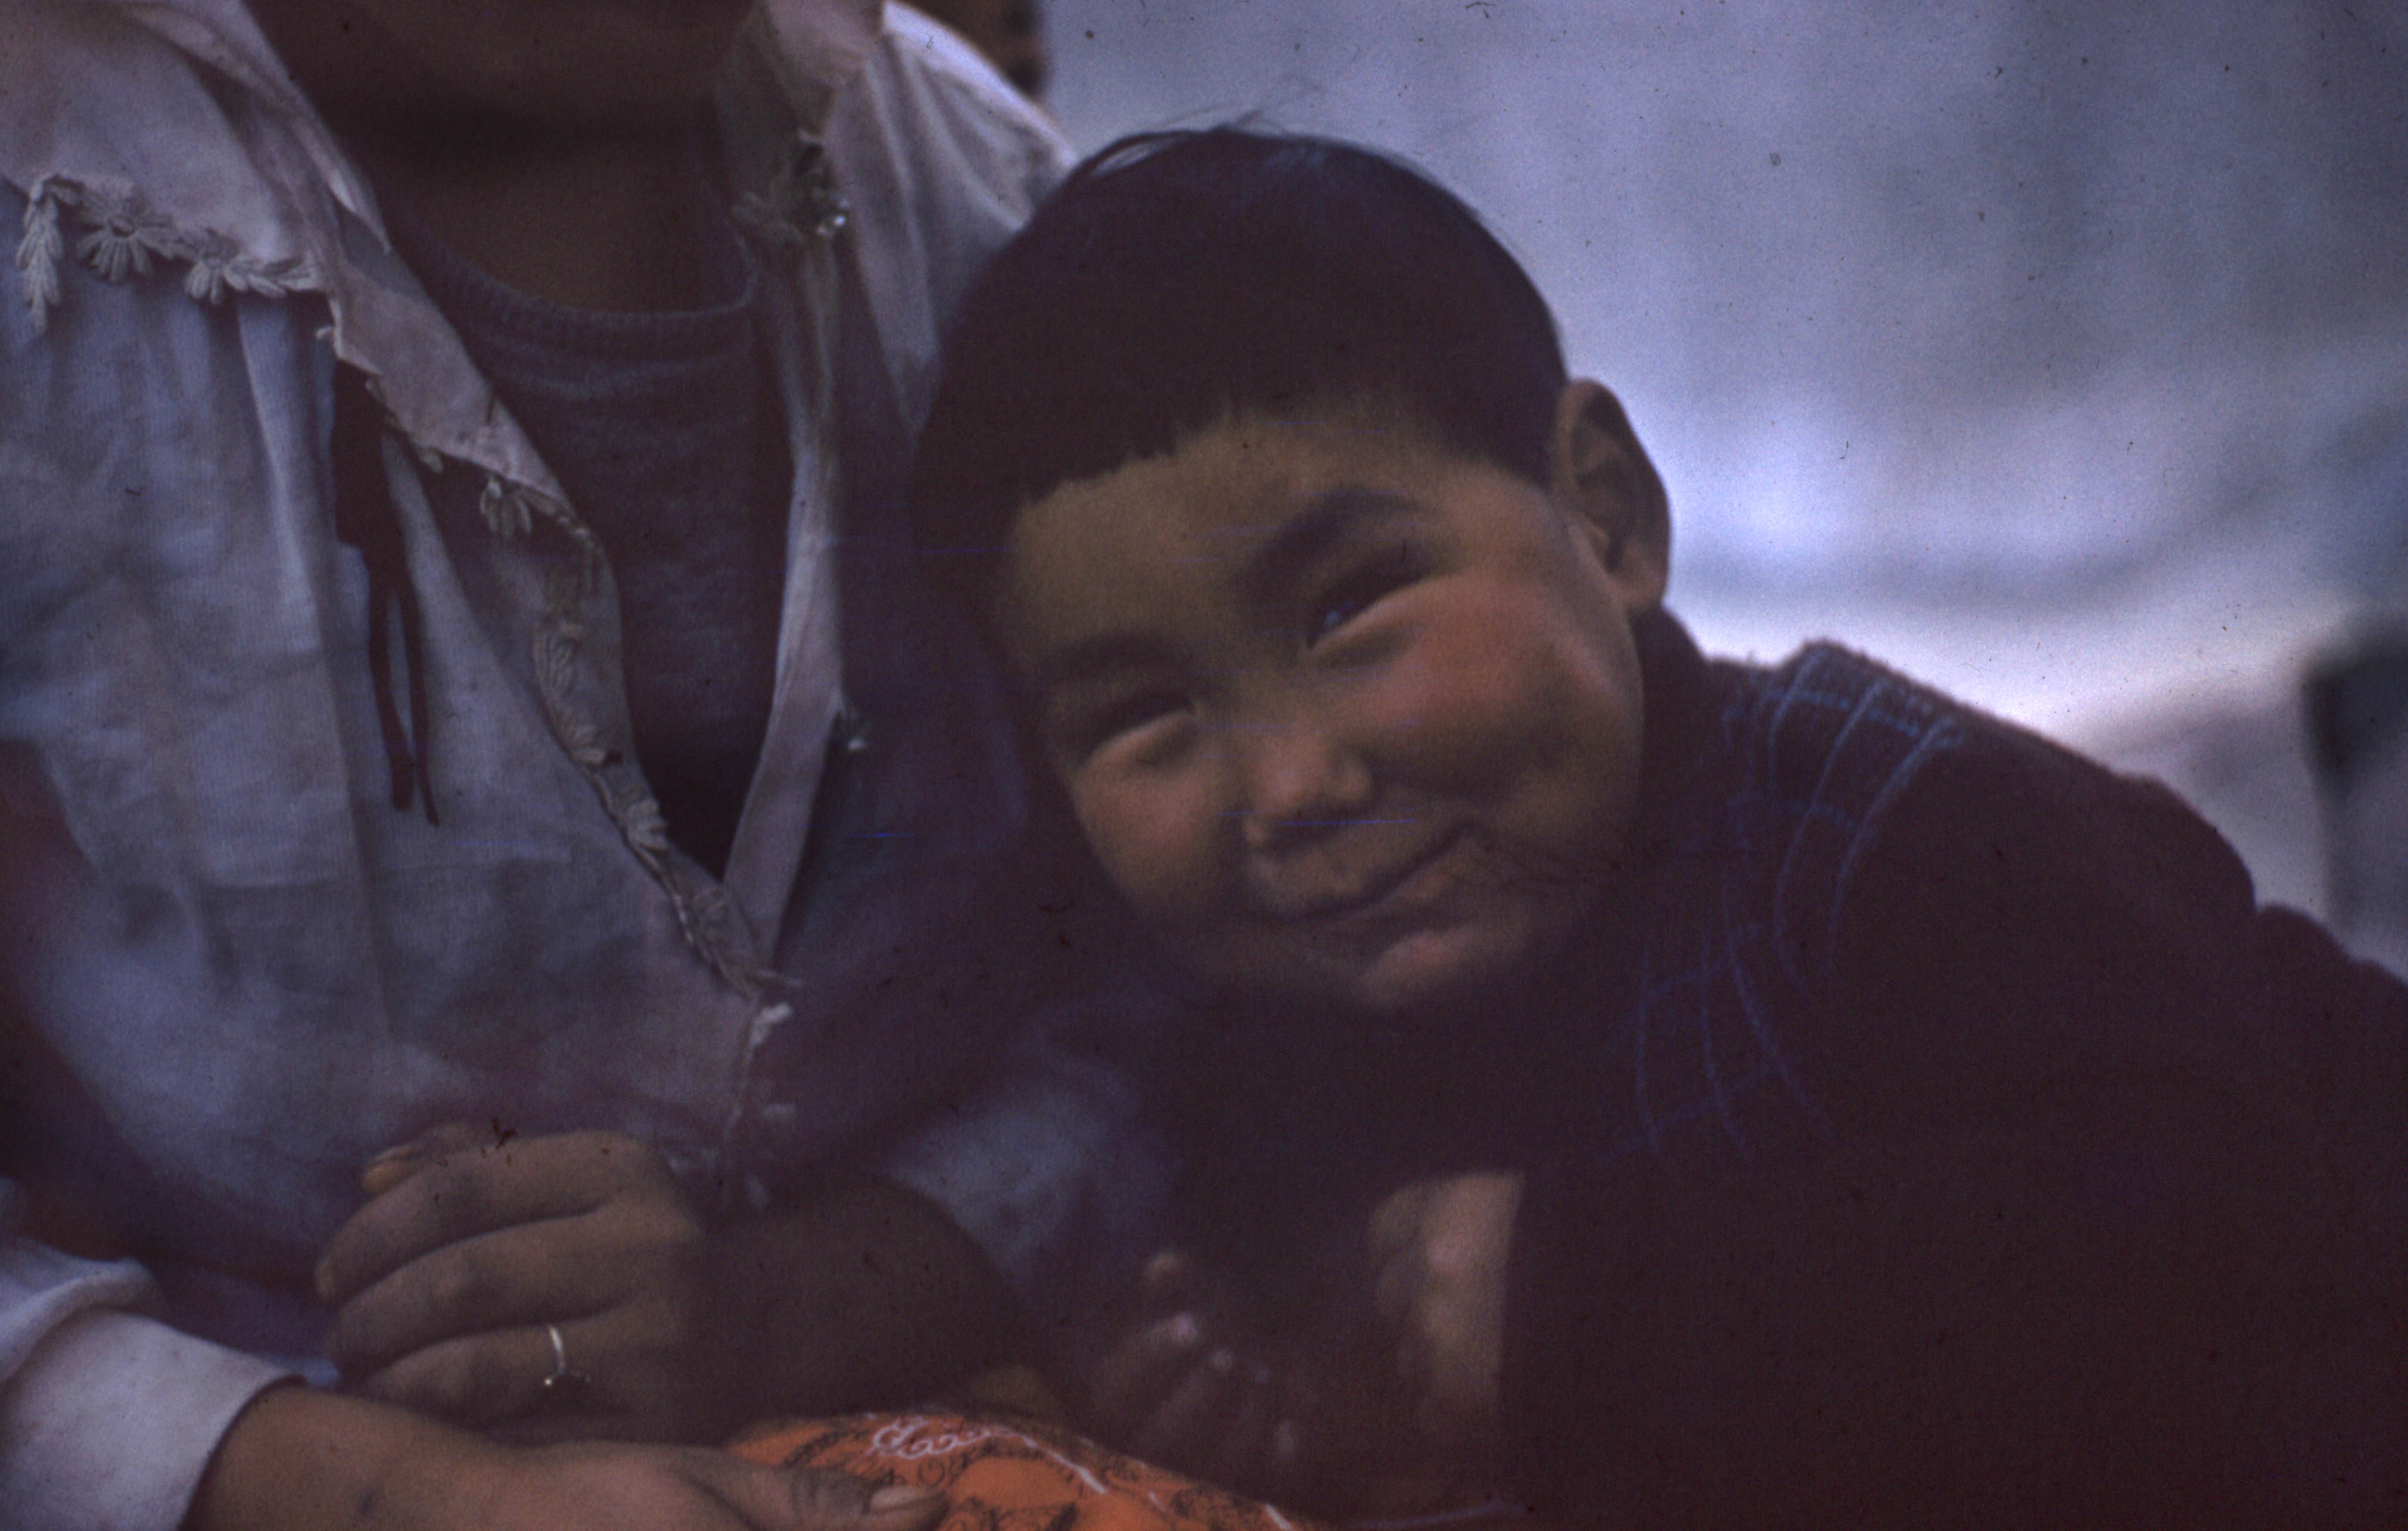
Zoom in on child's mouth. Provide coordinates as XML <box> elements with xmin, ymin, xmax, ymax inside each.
<box><xmin>1275</xmin><ymin>827</ymin><xmax>1471</xmax><ymax>932</ymax></box>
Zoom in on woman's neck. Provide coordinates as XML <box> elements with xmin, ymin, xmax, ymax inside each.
<box><xmin>362</xmin><ymin>123</ymin><xmax>720</xmax><ymax>313</ymax></box>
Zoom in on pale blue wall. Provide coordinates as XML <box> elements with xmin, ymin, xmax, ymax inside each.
<box><xmin>1031</xmin><ymin>0</ymin><xmax>2408</xmax><ymax>931</ymax></box>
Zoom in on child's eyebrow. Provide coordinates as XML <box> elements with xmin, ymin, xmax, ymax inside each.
<box><xmin>1030</xmin><ymin>631</ymin><xmax>1186</xmax><ymax>696</ymax></box>
<box><xmin>1237</xmin><ymin>487</ymin><xmax>1421</xmax><ymax>609</ymax></box>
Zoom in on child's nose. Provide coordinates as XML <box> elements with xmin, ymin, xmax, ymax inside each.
<box><xmin>1231</xmin><ymin>717</ymin><xmax>1376</xmax><ymax>852</ymax></box>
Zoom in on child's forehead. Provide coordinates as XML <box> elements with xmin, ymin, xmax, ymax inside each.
<box><xmin>997</xmin><ymin>396</ymin><xmax>1559</xmax><ymax>664</ymax></box>
<box><xmin>1025</xmin><ymin>403</ymin><xmax>1460</xmax><ymax>550</ymax></box>
<box><xmin>1132</xmin><ymin>397</ymin><xmax>1480</xmax><ymax>502</ymax></box>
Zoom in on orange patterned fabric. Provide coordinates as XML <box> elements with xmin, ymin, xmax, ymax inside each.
<box><xmin>729</xmin><ymin>1411</ymin><xmax>1326</xmax><ymax>1531</ymax></box>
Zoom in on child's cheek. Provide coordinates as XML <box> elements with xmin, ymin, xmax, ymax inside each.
<box><xmin>1068</xmin><ymin>767</ymin><xmax>1231</xmax><ymax>933</ymax></box>
<box><xmin>1364</xmin><ymin>588</ymin><xmax>1598</xmax><ymax>796</ymax></box>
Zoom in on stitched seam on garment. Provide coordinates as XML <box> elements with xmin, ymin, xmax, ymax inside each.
<box><xmin>1721</xmin><ymin>869</ymin><xmax>1829</xmax><ymax>1145</ymax></box>
<box><xmin>1607</xmin><ymin>646</ymin><xmax>1964</xmax><ymax>1168</ymax></box>
<box><xmin>1769</xmin><ymin>665</ymin><xmax>1890</xmax><ymax>981</ymax></box>
<box><xmin>1824</xmin><ymin>710</ymin><xmax>1966</xmax><ymax>970</ymax></box>
<box><xmin>706</xmin><ymin>178</ymin><xmax>852</xmax><ymax>1200</ymax></box>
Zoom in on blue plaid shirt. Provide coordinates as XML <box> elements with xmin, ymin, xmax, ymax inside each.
<box><xmin>1493</xmin><ymin>611</ymin><xmax>2408</xmax><ymax>1524</ymax></box>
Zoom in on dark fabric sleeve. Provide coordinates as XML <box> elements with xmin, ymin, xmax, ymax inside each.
<box><xmin>1501</xmin><ymin>724</ymin><xmax>2408</xmax><ymax>1527</ymax></box>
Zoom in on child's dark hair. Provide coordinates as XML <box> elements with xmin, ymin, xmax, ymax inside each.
<box><xmin>910</xmin><ymin>126</ymin><xmax>1569</xmax><ymax>588</ymax></box>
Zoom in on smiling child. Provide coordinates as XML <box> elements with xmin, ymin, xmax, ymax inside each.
<box><xmin>909</xmin><ymin>129</ymin><xmax>2408</xmax><ymax>1526</ymax></box>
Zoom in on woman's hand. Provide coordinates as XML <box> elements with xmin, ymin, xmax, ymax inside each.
<box><xmin>316</xmin><ymin>1122</ymin><xmax>729</xmax><ymax>1440</ymax></box>
<box><xmin>317</xmin><ymin>1121</ymin><xmax>1033</xmax><ymax>1440</ymax></box>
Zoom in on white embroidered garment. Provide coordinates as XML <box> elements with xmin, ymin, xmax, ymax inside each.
<box><xmin>0</xmin><ymin>4</ymin><xmax>1162</xmax><ymax>1526</ymax></box>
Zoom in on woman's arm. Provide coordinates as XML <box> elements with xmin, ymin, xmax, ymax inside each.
<box><xmin>187</xmin><ymin>1383</ymin><xmax>944</xmax><ymax>1531</ymax></box>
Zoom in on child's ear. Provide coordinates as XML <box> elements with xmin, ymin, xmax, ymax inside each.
<box><xmin>1548</xmin><ymin>379</ymin><xmax>1670</xmax><ymax>612</ymax></box>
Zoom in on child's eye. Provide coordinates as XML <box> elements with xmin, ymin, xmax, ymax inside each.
<box><xmin>1070</xmin><ymin>688</ymin><xmax>1192</xmax><ymax>759</ymax></box>
<box><xmin>1305</xmin><ymin>543</ymin><xmax>1423</xmax><ymax>645</ymax></box>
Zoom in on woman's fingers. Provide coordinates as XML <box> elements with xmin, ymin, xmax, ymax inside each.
<box><xmin>655</xmin><ymin>1449</ymin><xmax>946</xmax><ymax>1531</ymax></box>
<box><xmin>328</xmin><ymin>1213</ymin><xmax>626</xmax><ymax>1377</ymax></box>
<box><xmin>330</xmin><ymin>1186</ymin><xmax>716</xmax><ymax>1437</ymax></box>
<box><xmin>322</xmin><ymin>1127</ymin><xmax>723</xmax><ymax>1440</ymax></box>
<box><xmin>320</xmin><ymin>1129</ymin><xmax>681</xmax><ymax>1306</ymax></box>
<box><xmin>775</xmin><ymin>1470</ymin><xmax>946</xmax><ymax>1531</ymax></box>
<box><xmin>359</xmin><ymin>1119</ymin><xmax>492</xmax><ymax>1196</ymax></box>
<box><xmin>352</xmin><ymin>1319</ymin><xmax>595</xmax><ymax>1429</ymax></box>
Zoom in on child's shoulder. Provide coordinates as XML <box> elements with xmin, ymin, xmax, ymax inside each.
<box><xmin>1703</xmin><ymin>630</ymin><xmax>2212</xmax><ymax>872</ymax></box>
<box><xmin>1660</xmin><ymin>620</ymin><xmax>2255</xmax><ymax>984</ymax></box>
<box><xmin>1642</xmin><ymin>621</ymin><xmax>1986</xmax><ymax>886</ymax></box>
<box><xmin>1715</xmin><ymin>638</ymin><xmax>1974</xmax><ymax>817</ymax></box>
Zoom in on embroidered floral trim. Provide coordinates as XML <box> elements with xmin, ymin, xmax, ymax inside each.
<box><xmin>479</xmin><ymin>472</ymin><xmax>608</xmax><ymax>563</ymax></box>
<box><xmin>15</xmin><ymin>176</ymin><xmax>319</xmax><ymax>333</ymax></box>
<box><xmin>74</xmin><ymin>182</ymin><xmax>179</xmax><ymax>282</ymax></box>
<box><xmin>530</xmin><ymin>567</ymin><xmax>766</xmax><ymax>1002</ymax></box>
<box><xmin>478</xmin><ymin>475</ymin><xmax>538</xmax><ymax>540</ymax></box>
<box><xmin>733</xmin><ymin>135</ymin><xmax>851</xmax><ymax>253</ymax></box>
<box><xmin>14</xmin><ymin>177</ymin><xmax>65</xmax><ymax>325</ymax></box>
<box><xmin>351</xmin><ymin>369</ymin><xmax>587</xmax><ymax>559</ymax></box>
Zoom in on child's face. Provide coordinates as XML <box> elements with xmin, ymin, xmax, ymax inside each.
<box><xmin>998</xmin><ymin>397</ymin><xmax>1666</xmax><ymax>1016</ymax></box>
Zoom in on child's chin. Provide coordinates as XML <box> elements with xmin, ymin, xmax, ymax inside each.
<box><xmin>1329</xmin><ymin>923</ymin><xmax>1544</xmax><ymax>1019</ymax></box>
<box><xmin>1186</xmin><ymin>907</ymin><xmax>1568</xmax><ymax>1018</ymax></box>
